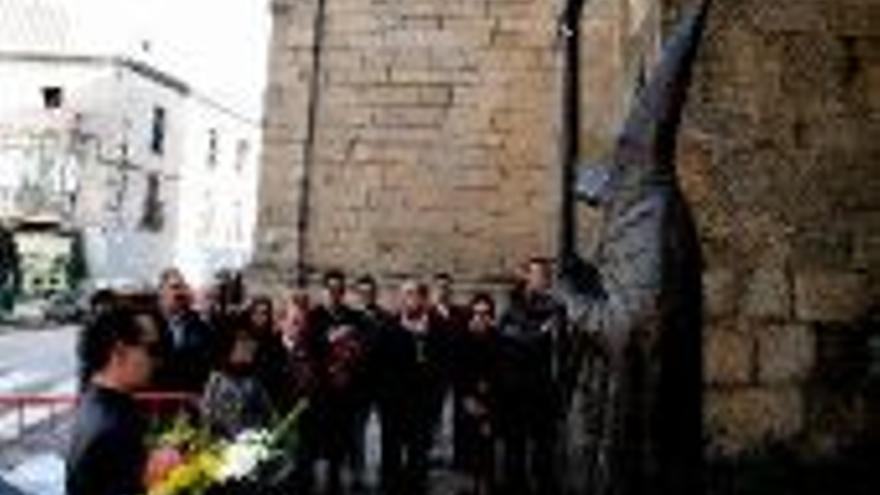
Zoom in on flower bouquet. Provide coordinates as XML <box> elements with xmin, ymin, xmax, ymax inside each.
<box><xmin>144</xmin><ymin>400</ymin><xmax>307</xmax><ymax>495</ymax></box>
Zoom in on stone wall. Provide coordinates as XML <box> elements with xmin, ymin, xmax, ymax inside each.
<box><xmin>253</xmin><ymin>0</ymin><xmax>566</xmax><ymax>290</ymax></box>
<box><xmin>254</xmin><ymin>0</ymin><xmax>880</xmax><ymax>457</ymax></box>
<box><xmin>680</xmin><ymin>0</ymin><xmax>880</xmax><ymax>457</ymax></box>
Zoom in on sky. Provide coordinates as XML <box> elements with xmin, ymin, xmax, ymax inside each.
<box><xmin>0</xmin><ymin>0</ymin><xmax>272</xmax><ymax>119</ymax></box>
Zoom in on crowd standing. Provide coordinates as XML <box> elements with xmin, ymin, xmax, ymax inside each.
<box><xmin>66</xmin><ymin>258</ymin><xmax>573</xmax><ymax>495</ymax></box>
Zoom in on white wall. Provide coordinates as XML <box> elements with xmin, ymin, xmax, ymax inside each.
<box><xmin>174</xmin><ymin>96</ymin><xmax>260</xmax><ymax>289</ymax></box>
<box><xmin>0</xmin><ymin>55</ymin><xmax>261</xmax><ymax>290</ymax></box>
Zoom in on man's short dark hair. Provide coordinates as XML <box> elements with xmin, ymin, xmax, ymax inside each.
<box><xmin>248</xmin><ymin>295</ymin><xmax>273</xmax><ymax>313</ymax></box>
<box><xmin>323</xmin><ymin>269</ymin><xmax>346</xmax><ymax>286</ymax></box>
<box><xmin>402</xmin><ymin>279</ymin><xmax>429</xmax><ymax>298</ymax></box>
<box><xmin>215</xmin><ymin>310</ymin><xmax>257</xmax><ymax>367</ymax></box>
<box><xmin>78</xmin><ymin>307</ymin><xmax>158</xmax><ymax>380</ymax></box>
<box><xmin>159</xmin><ymin>267</ymin><xmax>184</xmax><ymax>288</ymax></box>
<box><xmin>89</xmin><ymin>289</ymin><xmax>117</xmax><ymax>311</ymax></box>
<box><xmin>469</xmin><ymin>292</ymin><xmax>496</xmax><ymax>316</ymax></box>
<box><xmin>434</xmin><ymin>272</ymin><xmax>453</xmax><ymax>283</ymax></box>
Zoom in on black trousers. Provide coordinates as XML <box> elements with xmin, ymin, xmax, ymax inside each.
<box><xmin>500</xmin><ymin>410</ymin><xmax>559</xmax><ymax>495</ymax></box>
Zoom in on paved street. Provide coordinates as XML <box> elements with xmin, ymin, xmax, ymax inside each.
<box><xmin>0</xmin><ymin>324</ymin><xmax>77</xmax><ymax>494</ymax></box>
<box><xmin>0</xmin><ymin>324</ymin><xmax>78</xmax><ymax>398</ymax></box>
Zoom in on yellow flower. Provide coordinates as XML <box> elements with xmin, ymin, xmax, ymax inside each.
<box><xmin>147</xmin><ymin>451</ymin><xmax>218</xmax><ymax>495</ymax></box>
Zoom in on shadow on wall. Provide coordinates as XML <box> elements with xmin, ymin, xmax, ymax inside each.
<box><xmin>707</xmin><ymin>306</ymin><xmax>880</xmax><ymax>495</ymax></box>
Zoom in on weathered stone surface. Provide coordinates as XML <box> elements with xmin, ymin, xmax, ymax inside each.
<box><xmin>794</xmin><ymin>271</ymin><xmax>869</xmax><ymax>322</ymax></box>
<box><xmin>741</xmin><ymin>268</ymin><xmax>792</xmax><ymax>320</ymax></box>
<box><xmin>705</xmin><ymin>324</ymin><xmax>754</xmax><ymax>386</ymax></box>
<box><xmin>703</xmin><ymin>269</ymin><xmax>738</xmax><ymax>318</ymax></box>
<box><xmin>756</xmin><ymin>324</ymin><xmax>815</xmax><ymax>384</ymax></box>
<box><xmin>705</xmin><ymin>387</ymin><xmax>805</xmax><ymax>457</ymax></box>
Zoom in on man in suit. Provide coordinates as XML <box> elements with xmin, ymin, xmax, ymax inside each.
<box><xmin>384</xmin><ymin>280</ymin><xmax>448</xmax><ymax>494</ymax></box>
<box><xmin>304</xmin><ymin>270</ymin><xmax>368</xmax><ymax>494</ymax></box>
<box><xmin>155</xmin><ymin>268</ymin><xmax>215</xmax><ymax>394</ymax></box>
<box><xmin>430</xmin><ymin>272</ymin><xmax>471</xmax><ymax>469</ymax></box>
<box><xmin>498</xmin><ymin>258</ymin><xmax>568</xmax><ymax>495</ymax></box>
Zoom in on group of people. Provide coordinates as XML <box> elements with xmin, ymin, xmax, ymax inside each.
<box><xmin>66</xmin><ymin>258</ymin><xmax>575</xmax><ymax>495</ymax></box>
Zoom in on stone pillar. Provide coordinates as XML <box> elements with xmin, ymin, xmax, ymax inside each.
<box><xmin>249</xmin><ymin>0</ymin><xmax>322</xmax><ymax>294</ymax></box>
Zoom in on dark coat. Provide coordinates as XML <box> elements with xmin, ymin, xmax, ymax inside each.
<box><xmin>253</xmin><ymin>333</ymin><xmax>293</xmax><ymax>410</ymax></box>
<box><xmin>373</xmin><ymin>311</ymin><xmax>449</xmax><ymax>421</ymax></box>
<box><xmin>306</xmin><ymin>304</ymin><xmax>370</xmax><ymax>401</ymax></box>
<box><xmin>155</xmin><ymin>310</ymin><xmax>216</xmax><ymax>394</ymax></box>
<box><xmin>303</xmin><ymin>304</ymin><xmax>369</xmax><ymax>458</ymax></box>
<box><xmin>457</xmin><ymin>330</ymin><xmax>500</xmax><ymax>420</ymax></box>
<box><xmin>66</xmin><ymin>385</ymin><xmax>147</xmax><ymax>495</ymax></box>
<box><xmin>358</xmin><ymin>303</ymin><xmax>397</xmax><ymax>401</ymax></box>
<box><xmin>497</xmin><ymin>290</ymin><xmax>568</xmax><ymax>424</ymax></box>
<box><xmin>432</xmin><ymin>303</ymin><xmax>471</xmax><ymax>384</ymax></box>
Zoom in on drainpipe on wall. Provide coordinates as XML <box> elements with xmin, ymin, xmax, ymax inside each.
<box><xmin>558</xmin><ymin>0</ymin><xmax>586</xmax><ymax>263</ymax></box>
<box><xmin>295</xmin><ymin>0</ymin><xmax>329</xmax><ymax>287</ymax></box>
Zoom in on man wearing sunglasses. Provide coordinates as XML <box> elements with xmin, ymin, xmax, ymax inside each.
<box><xmin>66</xmin><ymin>307</ymin><xmax>163</xmax><ymax>495</ymax></box>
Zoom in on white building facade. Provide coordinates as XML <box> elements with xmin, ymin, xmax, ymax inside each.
<box><xmin>0</xmin><ymin>52</ymin><xmax>262</xmax><ymax>289</ymax></box>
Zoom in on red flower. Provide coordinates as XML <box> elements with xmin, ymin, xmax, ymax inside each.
<box><xmin>144</xmin><ymin>446</ymin><xmax>185</xmax><ymax>487</ymax></box>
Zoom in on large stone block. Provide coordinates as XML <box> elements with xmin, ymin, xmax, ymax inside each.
<box><xmin>756</xmin><ymin>324</ymin><xmax>815</xmax><ymax>384</ymax></box>
<box><xmin>704</xmin><ymin>324</ymin><xmax>754</xmax><ymax>386</ymax></box>
<box><xmin>703</xmin><ymin>269</ymin><xmax>738</xmax><ymax>318</ymax></box>
<box><xmin>705</xmin><ymin>387</ymin><xmax>805</xmax><ymax>457</ymax></box>
<box><xmin>741</xmin><ymin>268</ymin><xmax>792</xmax><ymax>320</ymax></box>
<box><xmin>792</xmin><ymin>224</ymin><xmax>856</xmax><ymax>271</ymax></box>
<box><xmin>741</xmin><ymin>0</ymin><xmax>826</xmax><ymax>33</ymax></box>
<box><xmin>853</xmin><ymin>212</ymin><xmax>880</xmax><ymax>271</ymax></box>
<box><xmin>825</xmin><ymin>1</ymin><xmax>880</xmax><ymax>36</ymax></box>
<box><xmin>866</xmin><ymin>65</ymin><xmax>880</xmax><ymax>112</ymax></box>
<box><xmin>794</xmin><ymin>271</ymin><xmax>869</xmax><ymax>322</ymax></box>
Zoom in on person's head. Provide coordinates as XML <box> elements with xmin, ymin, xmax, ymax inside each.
<box><xmin>323</xmin><ymin>270</ymin><xmax>347</xmax><ymax>308</ymax></box>
<box><xmin>432</xmin><ymin>273</ymin><xmax>454</xmax><ymax>306</ymax></box>
<box><xmin>354</xmin><ymin>274</ymin><xmax>379</xmax><ymax>308</ymax></box>
<box><xmin>217</xmin><ymin>312</ymin><xmax>259</xmax><ymax>371</ymax></box>
<box><xmin>248</xmin><ymin>296</ymin><xmax>274</xmax><ymax>334</ymax></box>
<box><xmin>193</xmin><ymin>284</ymin><xmax>220</xmax><ymax>318</ymax></box>
<box><xmin>89</xmin><ymin>289</ymin><xmax>117</xmax><ymax>317</ymax></box>
<box><xmin>525</xmin><ymin>257</ymin><xmax>552</xmax><ymax>293</ymax></box>
<box><xmin>468</xmin><ymin>293</ymin><xmax>496</xmax><ymax>335</ymax></box>
<box><xmin>159</xmin><ymin>268</ymin><xmax>191</xmax><ymax>316</ymax></box>
<box><xmin>280</xmin><ymin>291</ymin><xmax>310</xmax><ymax>341</ymax></box>
<box><xmin>400</xmin><ymin>279</ymin><xmax>429</xmax><ymax>317</ymax></box>
<box><xmin>81</xmin><ymin>307</ymin><xmax>162</xmax><ymax>392</ymax></box>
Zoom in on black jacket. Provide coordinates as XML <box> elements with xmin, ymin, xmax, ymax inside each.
<box><xmin>66</xmin><ymin>385</ymin><xmax>147</xmax><ymax>495</ymax></box>
<box><xmin>497</xmin><ymin>290</ymin><xmax>568</xmax><ymax>416</ymax></box>
<box><xmin>156</xmin><ymin>310</ymin><xmax>215</xmax><ymax>393</ymax></box>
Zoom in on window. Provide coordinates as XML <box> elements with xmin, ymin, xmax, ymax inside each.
<box><xmin>150</xmin><ymin>106</ymin><xmax>166</xmax><ymax>155</ymax></box>
<box><xmin>41</xmin><ymin>86</ymin><xmax>63</xmax><ymax>109</ymax></box>
<box><xmin>207</xmin><ymin>129</ymin><xmax>219</xmax><ymax>167</ymax></box>
<box><xmin>140</xmin><ymin>173</ymin><xmax>164</xmax><ymax>231</ymax></box>
<box><xmin>235</xmin><ymin>139</ymin><xmax>249</xmax><ymax>173</ymax></box>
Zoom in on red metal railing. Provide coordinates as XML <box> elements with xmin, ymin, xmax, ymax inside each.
<box><xmin>0</xmin><ymin>392</ymin><xmax>198</xmax><ymax>446</ymax></box>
